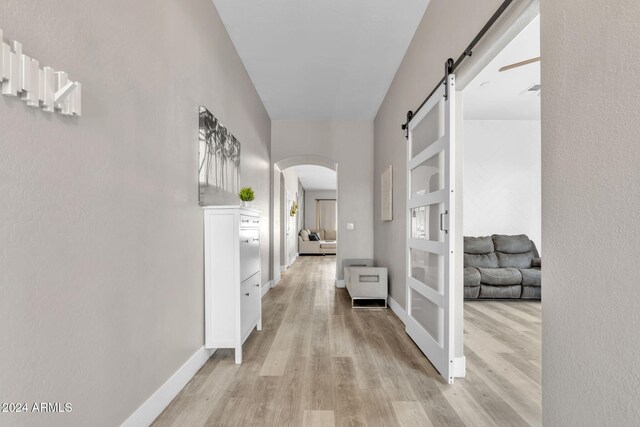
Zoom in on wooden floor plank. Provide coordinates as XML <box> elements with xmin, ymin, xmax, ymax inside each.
<box><xmin>487</xmin><ymin>301</ymin><xmax>541</xmax><ymax>324</ymax></box>
<box><xmin>303</xmin><ymin>410</ymin><xmax>336</xmax><ymax>427</ymax></box>
<box><xmin>152</xmin><ymin>256</ymin><xmax>542</xmax><ymax>427</ymax></box>
<box><xmin>392</xmin><ymin>401</ymin><xmax>434</xmax><ymax>427</ymax></box>
<box><xmin>465</xmin><ymin>302</ymin><xmax>531</xmax><ymax>332</ymax></box>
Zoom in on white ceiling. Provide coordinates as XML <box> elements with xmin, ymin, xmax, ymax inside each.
<box><xmin>291</xmin><ymin>165</ymin><xmax>337</xmax><ymax>190</ymax></box>
<box><xmin>464</xmin><ymin>16</ymin><xmax>540</xmax><ymax>120</ymax></box>
<box><xmin>212</xmin><ymin>0</ymin><xmax>430</xmax><ymax>120</ymax></box>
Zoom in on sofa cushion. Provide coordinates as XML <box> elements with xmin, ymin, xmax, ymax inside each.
<box><xmin>521</xmin><ymin>286</ymin><xmax>541</xmax><ymax>299</ymax></box>
<box><xmin>492</xmin><ymin>234</ymin><xmax>532</xmax><ymax>254</ymax></box>
<box><xmin>464</xmin><ymin>286</ymin><xmax>480</xmax><ymax>299</ymax></box>
<box><xmin>477</xmin><ymin>267</ymin><xmax>522</xmax><ymax>285</ymax></box>
<box><xmin>480</xmin><ymin>284</ymin><xmax>522</xmax><ymax>299</ymax></box>
<box><xmin>324</xmin><ymin>230</ymin><xmax>337</xmax><ymax>241</ymax></box>
<box><xmin>310</xmin><ymin>229</ymin><xmax>325</xmax><ymax>240</ymax></box>
<box><xmin>464</xmin><ymin>267</ymin><xmax>481</xmax><ymax>287</ymax></box>
<box><xmin>464</xmin><ymin>252</ymin><xmax>499</xmax><ymax>269</ymax></box>
<box><xmin>519</xmin><ymin>268</ymin><xmax>541</xmax><ymax>287</ymax></box>
<box><xmin>496</xmin><ymin>251</ymin><xmax>533</xmax><ymax>269</ymax></box>
<box><xmin>309</xmin><ymin>233</ymin><xmax>320</xmax><ymax>241</ymax></box>
<box><xmin>320</xmin><ymin>242</ymin><xmax>336</xmax><ymax>249</ymax></box>
<box><xmin>300</xmin><ymin>229</ymin><xmax>310</xmax><ymax>241</ymax></box>
<box><xmin>464</xmin><ymin>236</ymin><xmax>494</xmax><ymax>254</ymax></box>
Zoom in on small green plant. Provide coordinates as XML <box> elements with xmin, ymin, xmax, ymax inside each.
<box><xmin>238</xmin><ymin>187</ymin><xmax>255</xmax><ymax>202</ymax></box>
<box><xmin>290</xmin><ymin>201</ymin><xmax>299</xmax><ymax>216</ymax></box>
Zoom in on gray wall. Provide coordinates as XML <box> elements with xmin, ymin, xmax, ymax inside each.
<box><xmin>278</xmin><ymin>171</ymin><xmax>286</xmax><ymax>269</ymax></box>
<box><xmin>297</xmin><ymin>180</ymin><xmax>306</xmax><ymax>240</ymax></box>
<box><xmin>373</xmin><ymin>0</ymin><xmax>503</xmax><ymax>307</ymax></box>
<box><xmin>272</xmin><ymin>167</ymin><xmax>282</xmax><ymax>278</ymax></box>
<box><xmin>305</xmin><ymin>190</ymin><xmax>337</xmax><ymax>229</ymax></box>
<box><xmin>542</xmin><ymin>0</ymin><xmax>640</xmax><ymax>424</ymax></box>
<box><xmin>272</xmin><ymin>120</ymin><xmax>374</xmax><ymax>280</ymax></box>
<box><xmin>281</xmin><ymin>168</ymin><xmax>305</xmax><ymax>263</ymax></box>
<box><xmin>0</xmin><ymin>1</ymin><xmax>271</xmax><ymax>426</ymax></box>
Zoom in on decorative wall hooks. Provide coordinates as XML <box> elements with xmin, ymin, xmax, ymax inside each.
<box><xmin>0</xmin><ymin>28</ymin><xmax>81</xmax><ymax>116</ymax></box>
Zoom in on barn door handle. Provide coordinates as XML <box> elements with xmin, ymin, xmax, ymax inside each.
<box><xmin>440</xmin><ymin>210</ymin><xmax>449</xmax><ymax>234</ymax></box>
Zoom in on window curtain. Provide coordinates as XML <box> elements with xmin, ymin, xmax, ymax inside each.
<box><xmin>316</xmin><ymin>199</ymin><xmax>337</xmax><ymax>231</ymax></box>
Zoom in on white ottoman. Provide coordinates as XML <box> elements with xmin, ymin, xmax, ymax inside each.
<box><xmin>343</xmin><ymin>259</ymin><xmax>388</xmax><ymax>308</ymax></box>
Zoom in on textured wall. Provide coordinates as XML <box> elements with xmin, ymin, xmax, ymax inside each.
<box><xmin>463</xmin><ymin>120</ymin><xmax>541</xmax><ymax>250</ymax></box>
<box><xmin>373</xmin><ymin>0</ymin><xmax>503</xmax><ymax>308</ymax></box>
<box><xmin>541</xmin><ymin>0</ymin><xmax>640</xmax><ymax>424</ymax></box>
<box><xmin>272</xmin><ymin>120</ymin><xmax>374</xmax><ymax>280</ymax></box>
<box><xmin>0</xmin><ymin>1</ymin><xmax>270</xmax><ymax>426</ymax></box>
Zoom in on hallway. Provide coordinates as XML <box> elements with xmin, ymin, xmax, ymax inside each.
<box><xmin>153</xmin><ymin>256</ymin><xmax>541</xmax><ymax>426</ymax></box>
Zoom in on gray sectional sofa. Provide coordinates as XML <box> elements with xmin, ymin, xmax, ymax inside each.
<box><xmin>464</xmin><ymin>234</ymin><xmax>541</xmax><ymax>300</ymax></box>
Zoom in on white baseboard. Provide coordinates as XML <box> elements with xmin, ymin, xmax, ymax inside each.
<box><xmin>272</xmin><ymin>272</ymin><xmax>281</xmax><ymax>287</ymax></box>
<box><xmin>281</xmin><ymin>265</ymin><xmax>287</xmax><ymax>273</ymax></box>
<box><xmin>262</xmin><ymin>279</ymin><xmax>272</xmax><ymax>297</ymax></box>
<box><xmin>262</xmin><ymin>271</ymin><xmax>282</xmax><ymax>298</ymax></box>
<box><xmin>287</xmin><ymin>254</ymin><xmax>298</xmax><ymax>267</ymax></box>
<box><xmin>121</xmin><ymin>346</ymin><xmax>214</xmax><ymax>427</ymax></box>
<box><xmin>335</xmin><ymin>279</ymin><xmax>345</xmax><ymax>288</ymax></box>
<box><xmin>388</xmin><ymin>295</ymin><xmax>409</xmax><ymax>326</ymax></box>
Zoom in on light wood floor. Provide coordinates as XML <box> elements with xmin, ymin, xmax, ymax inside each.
<box><xmin>153</xmin><ymin>256</ymin><xmax>541</xmax><ymax>427</ymax></box>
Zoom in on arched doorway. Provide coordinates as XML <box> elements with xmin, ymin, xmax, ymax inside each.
<box><xmin>272</xmin><ymin>155</ymin><xmax>340</xmax><ymax>286</ymax></box>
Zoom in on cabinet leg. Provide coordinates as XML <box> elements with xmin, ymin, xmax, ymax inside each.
<box><xmin>235</xmin><ymin>346</ymin><xmax>242</xmax><ymax>364</ymax></box>
<box><xmin>257</xmin><ymin>317</ymin><xmax>262</xmax><ymax>331</ymax></box>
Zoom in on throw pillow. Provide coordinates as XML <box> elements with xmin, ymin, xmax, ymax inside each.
<box><xmin>300</xmin><ymin>229</ymin><xmax>310</xmax><ymax>241</ymax></box>
<box><xmin>309</xmin><ymin>233</ymin><xmax>320</xmax><ymax>241</ymax></box>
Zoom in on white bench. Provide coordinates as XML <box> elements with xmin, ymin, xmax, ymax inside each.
<box><xmin>343</xmin><ymin>259</ymin><xmax>388</xmax><ymax>308</ymax></box>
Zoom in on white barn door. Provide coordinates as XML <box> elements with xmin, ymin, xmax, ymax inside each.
<box><xmin>406</xmin><ymin>74</ymin><xmax>462</xmax><ymax>384</ymax></box>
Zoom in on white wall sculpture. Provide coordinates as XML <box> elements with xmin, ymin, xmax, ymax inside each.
<box><xmin>0</xmin><ymin>28</ymin><xmax>81</xmax><ymax>116</ymax></box>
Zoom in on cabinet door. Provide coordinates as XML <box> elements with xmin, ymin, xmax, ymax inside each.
<box><xmin>240</xmin><ymin>273</ymin><xmax>260</xmax><ymax>340</ymax></box>
<box><xmin>239</xmin><ymin>228</ymin><xmax>260</xmax><ymax>282</ymax></box>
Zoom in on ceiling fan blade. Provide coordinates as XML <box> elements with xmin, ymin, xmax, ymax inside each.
<box><xmin>499</xmin><ymin>56</ymin><xmax>541</xmax><ymax>72</ymax></box>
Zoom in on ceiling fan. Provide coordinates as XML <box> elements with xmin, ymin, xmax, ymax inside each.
<box><xmin>499</xmin><ymin>56</ymin><xmax>541</xmax><ymax>72</ymax></box>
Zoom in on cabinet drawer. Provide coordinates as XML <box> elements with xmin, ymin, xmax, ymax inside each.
<box><xmin>239</xmin><ymin>228</ymin><xmax>260</xmax><ymax>282</ymax></box>
<box><xmin>240</xmin><ymin>273</ymin><xmax>260</xmax><ymax>339</ymax></box>
<box><xmin>240</xmin><ymin>215</ymin><xmax>260</xmax><ymax>229</ymax></box>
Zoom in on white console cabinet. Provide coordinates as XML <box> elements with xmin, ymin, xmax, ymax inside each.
<box><xmin>203</xmin><ymin>206</ymin><xmax>262</xmax><ymax>364</ymax></box>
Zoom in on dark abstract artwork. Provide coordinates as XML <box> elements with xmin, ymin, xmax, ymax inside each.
<box><xmin>198</xmin><ymin>106</ymin><xmax>241</xmax><ymax>204</ymax></box>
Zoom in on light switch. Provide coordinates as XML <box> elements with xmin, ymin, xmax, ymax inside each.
<box><xmin>346</xmin><ymin>223</ymin><xmax>354</xmax><ymax>231</ymax></box>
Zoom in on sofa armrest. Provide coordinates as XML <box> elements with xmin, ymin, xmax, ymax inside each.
<box><xmin>532</xmin><ymin>257</ymin><xmax>542</xmax><ymax>268</ymax></box>
<box><xmin>298</xmin><ymin>240</ymin><xmax>318</xmax><ymax>253</ymax></box>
